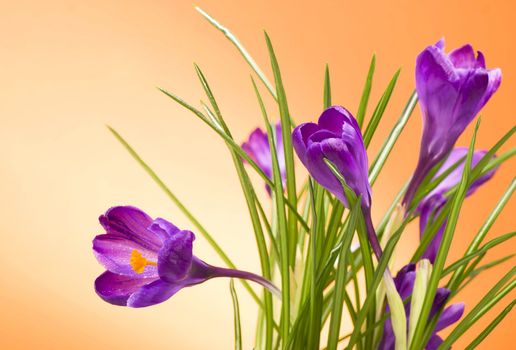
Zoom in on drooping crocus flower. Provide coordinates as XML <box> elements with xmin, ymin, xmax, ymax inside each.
<box><xmin>242</xmin><ymin>123</ymin><xmax>286</xmax><ymax>194</ymax></box>
<box><xmin>403</xmin><ymin>39</ymin><xmax>501</xmax><ymax>207</ymax></box>
<box><xmin>379</xmin><ymin>263</ymin><xmax>465</xmax><ymax>350</ymax></box>
<box><xmin>292</xmin><ymin>106</ymin><xmax>380</xmax><ymax>257</ymax></box>
<box><xmin>93</xmin><ymin>206</ymin><xmax>279</xmax><ymax>307</ymax></box>
<box><xmin>418</xmin><ymin>148</ymin><xmax>498</xmax><ymax>262</ymax></box>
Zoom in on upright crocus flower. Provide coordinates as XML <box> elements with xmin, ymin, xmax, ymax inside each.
<box><xmin>93</xmin><ymin>206</ymin><xmax>279</xmax><ymax>307</ymax></box>
<box><xmin>403</xmin><ymin>39</ymin><xmax>501</xmax><ymax>207</ymax></box>
<box><xmin>242</xmin><ymin>123</ymin><xmax>286</xmax><ymax>194</ymax></box>
<box><xmin>292</xmin><ymin>106</ymin><xmax>371</xmax><ymax>207</ymax></box>
<box><xmin>379</xmin><ymin>263</ymin><xmax>465</xmax><ymax>350</ymax></box>
<box><xmin>292</xmin><ymin>106</ymin><xmax>380</xmax><ymax>256</ymax></box>
<box><xmin>419</xmin><ymin>148</ymin><xmax>498</xmax><ymax>262</ymax></box>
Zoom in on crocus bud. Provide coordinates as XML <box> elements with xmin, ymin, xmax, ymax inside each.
<box><xmin>383</xmin><ymin>271</ymin><xmax>408</xmax><ymax>350</ymax></box>
<box><xmin>93</xmin><ymin>206</ymin><xmax>279</xmax><ymax>307</ymax></box>
<box><xmin>379</xmin><ymin>263</ymin><xmax>465</xmax><ymax>350</ymax></box>
<box><xmin>382</xmin><ymin>204</ymin><xmax>405</xmax><ymax>267</ymax></box>
<box><xmin>404</xmin><ymin>39</ymin><xmax>501</xmax><ymax>207</ymax></box>
<box><xmin>292</xmin><ymin>106</ymin><xmax>371</xmax><ymax>208</ymax></box>
<box><xmin>242</xmin><ymin>122</ymin><xmax>286</xmax><ymax>194</ymax></box>
<box><xmin>408</xmin><ymin>259</ymin><xmax>432</xmax><ymax>345</ymax></box>
<box><xmin>376</xmin><ymin>205</ymin><xmax>405</xmax><ymax>323</ymax></box>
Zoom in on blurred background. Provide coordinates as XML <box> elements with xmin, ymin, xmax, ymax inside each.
<box><xmin>0</xmin><ymin>0</ymin><xmax>514</xmax><ymax>348</ymax></box>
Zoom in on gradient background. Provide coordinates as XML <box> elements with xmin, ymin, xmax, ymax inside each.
<box><xmin>1</xmin><ymin>1</ymin><xmax>514</xmax><ymax>349</ymax></box>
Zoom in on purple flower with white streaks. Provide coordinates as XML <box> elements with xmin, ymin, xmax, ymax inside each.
<box><xmin>379</xmin><ymin>263</ymin><xmax>465</xmax><ymax>350</ymax></box>
<box><xmin>292</xmin><ymin>106</ymin><xmax>371</xmax><ymax>208</ymax></box>
<box><xmin>93</xmin><ymin>206</ymin><xmax>279</xmax><ymax>307</ymax></box>
<box><xmin>419</xmin><ymin>148</ymin><xmax>498</xmax><ymax>262</ymax></box>
<box><xmin>242</xmin><ymin>123</ymin><xmax>286</xmax><ymax>194</ymax></box>
<box><xmin>404</xmin><ymin>39</ymin><xmax>501</xmax><ymax>207</ymax></box>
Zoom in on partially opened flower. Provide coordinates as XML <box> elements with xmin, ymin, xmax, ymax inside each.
<box><xmin>93</xmin><ymin>206</ymin><xmax>279</xmax><ymax>307</ymax></box>
<box><xmin>418</xmin><ymin>148</ymin><xmax>498</xmax><ymax>262</ymax></box>
<box><xmin>404</xmin><ymin>39</ymin><xmax>501</xmax><ymax>207</ymax></box>
<box><xmin>379</xmin><ymin>263</ymin><xmax>465</xmax><ymax>350</ymax></box>
<box><xmin>242</xmin><ymin>123</ymin><xmax>286</xmax><ymax>194</ymax></box>
<box><xmin>292</xmin><ymin>106</ymin><xmax>371</xmax><ymax>208</ymax></box>
<box><xmin>292</xmin><ymin>106</ymin><xmax>382</xmax><ymax>257</ymax></box>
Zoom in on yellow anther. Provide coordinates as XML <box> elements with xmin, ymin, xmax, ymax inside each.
<box><xmin>130</xmin><ymin>249</ymin><xmax>157</xmax><ymax>274</ymax></box>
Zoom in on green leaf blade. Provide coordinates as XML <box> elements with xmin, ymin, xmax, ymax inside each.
<box><xmin>356</xmin><ymin>54</ymin><xmax>376</xmax><ymax>128</ymax></box>
<box><xmin>230</xmin><ymin>280</ymin><xmax>243</xmax><ymax>350</ymax></box>
<box><xmin>363</xmin><ymin>68</ymin><xmax>401</xmax><ymax>148</ymax></box>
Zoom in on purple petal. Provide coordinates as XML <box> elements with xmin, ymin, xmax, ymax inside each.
<box><xmin>449</xmin><ymin>44</ymin><xmax>477</xmax><ymax>68</ymax></box>
<box><xmin>95</xmin><ymin>271</ymin><xmax>158</xmax><ymax>306</ymax></box>
<box><xmin>157</xmin><ymin>230</ymin><xmax>195</xmax><ymax>283</ymax></box>
<box><xmin>320</xmin><ymin>138</ymin><xmax>371</xmax><ymax>206</ymax></box>
<box><xmin>426</xmin><ymin>335</ymin><xmax>444</xmax><ymax>350</ymax></box>
<box><xmin>242</xmin><ymin>128</ymin><xmax>272</xmax><ymax>177</ymax></box>
<box><xmin>148</xmin><ymin>218</ymin><xmax>181</xmax><ymax>242</ymax></box>
<box><xmin>305</xmin><ymin>142</ymin><xmax>348</xmax><ymax>205</ymax></box>
<box><xmin>127</xmin><ymin>279</ymin><xmax>183</xmax><ymax>308</ymax></box>
<box><xmin>435</xmin><ymin>38</ymin><xmax>445</xmax><ymax>50</ymax></box>
<box><xmin>377</xmin><ymin>318</ymin><xmax>394</xmax><ymax>350</ymax></box>
<box><xmin>479</xmin><ymin>68</ymin><xmax>502</xmax><ymax>110</ymax></box>
<box><xmin>317</xmin><ymin>106</ymin><xmax>355</xmax><ymax>136</ymax></box>
<box><xmin>242</xmin><ymin>123</ymin><xmax>286</xmax><ymax>193</ymax></box>
<box><xmin>308</xmin><ymin>130</ymin><xmax>340</xmax><ymax>144</ymax></box>
<box><xmin>394</xmin><ymin>263</ymin><xmax>416</xmax><ymax>299</ymax></box>
<box><xmin>99</xmin><ymin>206</ymin><xmax>162</xmax><ymax>252</ymax></box>
<box><xmin>292</xmin><ymin>122</ymin><xmax>321</xmax><ymax>165</ymax></box>
<box><xmin>419</xmin><ymin>194</ymin><xmax>447</xmax><ymax>263</ymax></box>
<box><xmin>425</xmin><ymin>148</ymin><xmax>497</xmax><ymax>200</ymax></box>
<box><xmin>476</xmin><ymin>51</ymin><xmax>486</xmax><ymax>68</ymax></box>
<box><xmin>93</xmin><ymin>234</ymin><xmax>159</xmax><ymax>277</ymax></box>
<box><xmin>435</xmin><ymin>302</ymin><xmax>465</xmax><ymax>331</ymax></box>
<box><xmin>430</xmin><ymin>288</ymin><xmax>451</xmax><ymax>318</ymax></box>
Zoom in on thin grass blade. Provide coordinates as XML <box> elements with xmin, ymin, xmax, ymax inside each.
<box><xmin>195</xmin><ymin>6</ymin><xmax>276</xmax><ymax>99</ymax></box>
<box><xmin>324</xmin><ymin>64</ymin><xmax>332</xmax><ymax>109</ymax></box>
<box><xmin>264</xmin><ymin>32</ymin><xmax>298</xmax><ymax>268</ymax></box>
<box><xmin>230</xmin><ymin>280</ymin><xmax>243</xmax><ymax>350</ymax></box>
<box><xmin>369</xmin><ymin>91</ymin><xmax>417</xmax><ymax>185</ymax></box>
<box><xmin>363</xmin><ymin>68</ymin><xmax>401</xmax><ymax>148</ymax></box>
<box><xmin>356</xmin><ymin>55</ymin><xmax>376</xmax><ymax>128</ymax></box>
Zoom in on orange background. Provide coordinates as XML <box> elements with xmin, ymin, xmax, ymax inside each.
<box><xmin>0</xmin><ymin>1</ymin><xmax>514</xmax><ymax>349</ymax></box>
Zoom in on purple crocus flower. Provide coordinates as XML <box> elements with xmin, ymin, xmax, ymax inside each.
<box><xmin>292</xmin><ymin>106</ymin><xmax>381</xmax><ymax>257</ymax></box>
<box><xmin>404</xmin><ymin>39</ymin><xmax>501</xmax><ymax>207</ymax></box>
<box><xmin>419</xmin><ymin>148</ymin><xmax>498</xmax><ymax>262</ymax></box>
<box><xmin>93</xmin><ymin>206</ymin><xmax>279</xmax><ymax>307</ymax></box>
<box><xmin>242</xmin><ymin>123</ymin><xmax>286</xmax><ymax>194</ymax></box>
<box><xmin>292</xmin><ymin>106</ymin><xmax>371</xmax><ymax>207</ymax></box>
<box><xmin>379</xmin><ymin>263</ymin><xmax>465</xmax><ymax>350</ymax></box>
